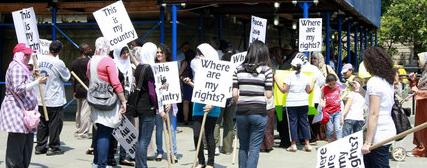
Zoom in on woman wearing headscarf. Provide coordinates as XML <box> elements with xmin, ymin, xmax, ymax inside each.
<box><xmin>0</xmin><ymin>43</ymin><xmax>47</xmax><ymax>168</ymax></box>
<box><xmin>410</xmin><ymin>52</ymin><xmax>427</xmax><ymax>157</ymax></box>
<box><xmin>183</xmin><ymin>43</ymin><xmax>221</xmax><ymax>168</ymax></box>
<box><xmin>88</xmin><ymin>37</ymin><xmax>127</xmax><ymax>168</ymax></box>
<box><xmin>311</xmin><ymin>52</ymin><xmax>338</xmax><ymax>80</ymax></box>
<box><xmin>134</xmin><ymin>42</ymin><xmax>160</xmax><ymax>168</ymax></box>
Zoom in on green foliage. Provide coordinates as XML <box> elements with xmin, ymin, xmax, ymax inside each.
<box><xmin>379</xmin><ymin>0</ymin><xmax>427</xmax><ymax>54</ymax></box>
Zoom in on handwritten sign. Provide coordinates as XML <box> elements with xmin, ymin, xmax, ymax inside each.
<box><xmin>316</xmin><ymin>131</ymin><xmax>364</xmax><ymax>168</ymax></box>
<box><xmin>112</xmin><ymin>116</ymin><xmax>138</xmax><ymax>159</ymax></box>
<box><xmin>192</xmin><ymin>59</ymin><xmax>234</xmax><ymax>107</ymax></box>
<box><xmin>153</xmin><ymin>61</ymin><xmax>182</xmax><ymax>104</ymax></box>
<box><xmin>93</xmin><ymin>1</ymin><xmax>138</xmax><ymax>48</ymax></box>
<box><xmin>12</xmin><ymin>7</ymin><xmax>41</xmax><ymax>53</ymax></box>
<box><xmin>39</xmin><ymin>39</ymin><xmax>52</xmax><ymax>56</ymax></box>
<box><xmin>299</xmin><ymin>18</ymin><xmax>323</xmax><ymax>52</ymax></box>
<box><xmin>249</xmin><ymin>16</ymin><xmax>267</xmax><ymax>44</ymax></box>
<box><xmin>230</xmin><ymin>51</ymin><xmax>247</xmax><ymax>66</ymax></box>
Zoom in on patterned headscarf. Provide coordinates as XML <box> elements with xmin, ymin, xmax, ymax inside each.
<box><xmin>418</xmin><ymin>52</ymin><xmax>427</xmax><ymax>89</ymax></box>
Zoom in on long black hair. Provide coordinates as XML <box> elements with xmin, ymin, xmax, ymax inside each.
<box><xmin>363</xmin><ymin>47</ymin><xmax>395</xmax><ymax>85</ymax></box>
<box><xmin>156</xmin><ymin>44</ymin><xmax>172</xmax><ymax>62</ymax></box>
<box><xmin>242</xmin><ymin>40</ymin><xmax>271</xmax><ymax>74</ymax></box>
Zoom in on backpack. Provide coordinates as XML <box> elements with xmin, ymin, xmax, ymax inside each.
<box><xmin>126</xmin><ymin>64</ymin><xmax>155</xmax><ymax>116</ymax></box>
<box><xmin>391</xmin><ymin>94</ymin><xmax>412</xmax><ymax>141</ymax></box>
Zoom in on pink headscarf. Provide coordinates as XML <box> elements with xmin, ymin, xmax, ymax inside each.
<box><xmin>13</xmin><ymin>52</ymin><xmax>30</xmax><ymax>74</ymax></box>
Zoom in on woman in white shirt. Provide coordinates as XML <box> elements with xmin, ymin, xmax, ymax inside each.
<box><xmin>361</xmin><ymin>47</ymin><xmax>396</xmax><ymax>168</ymax></box>
<box><xmin>275</xmin><ymin>54</ymin><xmax>313</xmax><ymax>152</ymax></box>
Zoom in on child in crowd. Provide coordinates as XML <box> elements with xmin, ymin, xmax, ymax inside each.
<box><xmin>340</xmin><ymin>78</ymin><xmax>365</xmax><ymax>137</ymax></box>
<box><xmin>322</xmin><ymin>74</ymin><xmax>342</xmax><ymax>142</ymax></box>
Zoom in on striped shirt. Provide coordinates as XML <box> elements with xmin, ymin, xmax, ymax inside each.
<box><xmin>233</xmin><ymin>65</ymin><xmax>273</xmax><ymax>115</ymax></box>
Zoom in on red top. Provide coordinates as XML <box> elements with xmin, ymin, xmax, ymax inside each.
<box><xmin>86</xmin><ymin>56</ymin><xmax>123</xmax><ymax>94</ymax></box>
<box><xmin>322</xmin><ymin>85</ymin><xmax>341</xmax><ymax>114</ymax></box>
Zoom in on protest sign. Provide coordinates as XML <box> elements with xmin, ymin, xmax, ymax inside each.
<box><xmin>39</xmin><ymin>39</ymin><xmax>52</xmax><ymax>56</ymax></box>
<box><xmin>112</xmin><ymin>116</ymin><xmax>138</xmax><ymax>159</ymax></box>
<box><xmin>249</xmin><ymin>16</ymin><xmax>267</xmax><ymax>44</ymax></box>
<box><xmin>93</xmin><ymin>1</ymin><xmax>138</xmax><ymax>48</ymax></box>
<box><xmin>192</xmin><ymin>59</ymin><xmax>234</xmax><ymax>107</ymax></box>
<box><xmin>230</xmin><ymin>51</ymin><xmax>247</xmax><ymax>66</ymax></box>
<box><xmin>298</xmin><ymin>18</ymin><xmax>323</xmax><ymax>52</ymax></box>
<box><xmin>153</xmin><ymin>61</ymin><xmax>182</xmax><ymax>104</ymax></box>
<box><xmin>316</xmin><ymin>131</ymin><xmax>364</xmax><ymax>168</ymax></box>
<box><xmin>12</xmin><ymin>7</ymin><xmax>41</xmax><ymax>53</ymax></box>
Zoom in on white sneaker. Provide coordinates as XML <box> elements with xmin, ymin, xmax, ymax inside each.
<box><xmin>215</xmin><ymin>147</ymin><xmax>220</xmax><ymax>156</ymax></box>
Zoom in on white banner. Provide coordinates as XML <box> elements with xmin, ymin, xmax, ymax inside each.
<box><xmin>249</xmin><ymin>16</ymin><xmax>267</xmax><ymax>44</ymax></box>
<box><xmin>93</xmin><ymin>1</ymin><xmax>138</xmax><ymax>48</ymax></box>
<box><xmin>112</xmin><ymin>116</ymin><xmax>138</xmax><ymax>159</ymax></box>
<box><xmin>299</xmin><ymin>18</ymin><xmax>323</xmax><ymax>52</ymax></box>
<box><xmin>39</xmin><ymin>39</ymin><xmax>52</xmax><ymax>56</ymax></box>
<box><xmin>192</xmin><ymin>59</ymin><xmax>234</xmax><ymax>107</ymax></box>
<box><xmin>153</xmin><ymin>61</ymin><xmax>182</xmax><ymax>104</ymax></box>
<box><xmin>316</xmin><ymin>131</ymin><xmax>364</xmax><ymax>168</ymax></box>
<box><xmin>230</xmin><ymin>51</ymin><xmax>247</xmax><ymax>66</ymax></box>
<box><xmin>12</xmin><ymin>7</ymin><xmax>41</xmax><ymax>53</ymax></box>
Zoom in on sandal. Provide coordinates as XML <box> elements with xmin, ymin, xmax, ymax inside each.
<box><xmin>304</xmin><ymin>145</ymin><xmax>313</xmax><ymax>152</ymax></box>
<box><xmin>195</xmin><ymin>164</ymin><xmax>205</xmax><ymax>168</ymax></box>
<box><xmin>286</xmin><ymin>144</ymin><xmax>297</xmax><ymax>152</ymax></box>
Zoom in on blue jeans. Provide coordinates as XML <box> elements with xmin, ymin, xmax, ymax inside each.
<box><xmin>169</xmin><ymin>114</ymin><xmax>178</xmax><ymax>156</ymax></box>
<box><xmin>93</xmin><ymin>124</ymin><xmax>114</xmax><ymax>168</ymax></box>
<box><xmin>287</xmin><ymin>106</ymin><xmax>311</xmax><ymax>141</ymax></box>
<box><xmin>236</xmin><ymin>114</ymin><xmax>267</xmax><ymax>168</ymax></box>
<box><xmin>135</xmin><ymin>115</ymin><xmax>155</xmax><ymax>168</ymax></box>
<box><xmin>155</xmin><ymin>114</ymin><xmax>164</xmax><ymax>155</ymax></box>
<box><xmin>326</xmin><ymin>112</ymin><xmax>342</xmax><ymax>140</ymax></box>
<box><xmin>364</xmin><ymin>145</ymin><xmax>391</xmax><ymax>168</ymax></box>
<box><xmin>342</xmin><ymin>119</ymin><xmax>364</xmax><ymax>137</ymax></box>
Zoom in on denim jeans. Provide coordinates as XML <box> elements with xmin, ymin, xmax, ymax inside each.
<box><xmin>236</xmin><ymin>114</ymin><xmax>267</xmax><ymax>168</ymax></box>
<box><xmin>169</xmin><ymin>114</ymin><xmax>178</xmax><ymax>156</ymax></box>
<box><xmin>326</xmin><ymin>112</ymin><xmax>342</xmax><ymax>140</ymax></box>
<box><xmin>287</xmin><ymin>106</ymin><xmax>311</xmax><ymax>141</ymax></box>
<box><xmin>342</xmin><ymin>119</ymin><xmax>364</xmax><ymax>137</ymax></box>
<box><xmin>135</xmin><ymin>115</ymin><xmax>155</xmax><ymax>168</ymax></box>
<box><xmin>364</xmin><ymin>145</ymin><xmax>391</xmax><ymax>168</ymax></box>
<box><xmin>93</xmin><ymin>124</ymin><xmax>114</xmax><ymax>168</ymax></box>
<box><xmin>154</xmin><ymin>114</ymin><xmax>164</xmax><ymax>155</ymax></box>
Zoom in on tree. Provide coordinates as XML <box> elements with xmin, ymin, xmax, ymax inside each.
<box><xmin>379</xmin><ymin>0</ymin><xmax>427</xmax><ymax>55</ymax></box>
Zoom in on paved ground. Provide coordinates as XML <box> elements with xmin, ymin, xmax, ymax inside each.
<box><xmin>0</xmin><ymin>100</ymin><xmax>426</xmax><ymax>167</ymax></box>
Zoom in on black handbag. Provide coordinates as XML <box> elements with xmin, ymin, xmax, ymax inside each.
<box><xmin>126</xmin><ymin>64</ymin><xmax>149</xmax><ymax>117</ymax></box>
<box><xmin>391</xmin><ymin>94</ymin><xmax>412</xmax><ymax>141</ymax></box>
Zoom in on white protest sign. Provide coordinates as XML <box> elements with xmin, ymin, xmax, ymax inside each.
<box><xmin>153</xmin><ymin>61</ymin><xmax>182</xmax><ymax>104</ymax></box>
<box><xmin>39</xmin><ymin>39</ymin><xmax>52</xmax><ymax>56</ymax></box>
<box><xmin>316</xmin><ymin>131</ymin><xmax>364</xmax><ymax>168</ymax></box>
<box><xmin>299</xmin><ymin>18</ymin><xmax>323</xmax><ymax>52</ymax></box>
<box><xmin>192</xmin><ymin>59</ymin><xmax>234</xmax><ymax>107</ymax></box>
<box><xmin>12</xmin><ymin>7</ymin><xmax>41</xmax><ymax>53</ymax></box>
<box><xmin>93</xmin><ymin>1</ymin><xmax>138</xmax><ymax>48</ymax></box>
<box><xmin>112</xmin><ymin>116</ymin><xmax>138</xmax><ymax>159</ymax></box>
<box><xmin>230</xmin><ymin>51</ymin><xmax>247</xmax><ymax>66</ymax></box>
<box><xmin>249</xmin><ymin>16</ymin><xmax>267</xmax><ymax>44</ymax></box>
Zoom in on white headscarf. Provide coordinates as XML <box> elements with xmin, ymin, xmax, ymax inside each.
<box><xmin>139</xmin><ymin>42</ymin><xmax>157</xmax><ymax>65</ymax></box>
<box><xmin>197</xmin><ymin>43</ymin><xmax>219</xmax><ymax>60</ymax></box>
<box><xmin>94</xmin><ymin>37</ymin><xmax>110</xmax><ymax>56</ymax></box>
<box><xmin>113</xmin><ymin>46</ymin><xmax>133</xmax><ymax>92</ymax></box>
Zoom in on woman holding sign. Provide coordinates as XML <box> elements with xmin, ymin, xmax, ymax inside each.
<box><xmin>0</xmin><ymin>43</ymin><xmax>47</xmax><ymax>168</ymax></box>
<box><xmin>155</xmin><ymin>44</ymin><xmax>179</xmax><ymax>163</ymax></box>
<box><xmin>232</xmin><ymin>40</ymin><xmax>273</xmax><ymax>168</ymax></box>
<box><xmin>183</xmin><ymin>43</ymin><xmax>221</xmax><ymax>168</ymax></box>
<box><xmin>275</xmin><ymin>53</ymin><xmax>314</xmax><ymax>152</ymax></box>
<box><xmin>361</xmin><ymin>47</ymin><xmax>396</xmax><ymax>168</ymax></box>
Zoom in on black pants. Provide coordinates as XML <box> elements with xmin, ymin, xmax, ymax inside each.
<box><xmin>36</xmin><ymin>106</ymin><xmax>64</xmax><ymax>151</ymax></box>
<box><xmin>193</xmin><ymin>116</ymin><xmax>217</xmax><ymax>166</ymax></box>
<box><xmin>6</xmin><ymin>133</ymin><xmax>33</xmax><ymax>168</ymax></box>
<box><xmin>276</xmin><ymin>107</ymin><xmax>291</xmax><ymax>148</ymax></box>
<box><xmin>308</xmin><ymin>104</ymin><xmax>320</xmax><ymax>142</ymax></box>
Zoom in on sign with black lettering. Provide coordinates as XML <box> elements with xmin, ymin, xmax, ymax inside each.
<box><xmin>112</xmin><ymin>116</ymin><xmax>138</xmax><ymax>159</ymax></box>
<box><xmin>230</xmin><ymin>51</ymin><xmax>247</xmax><ymax>66</ymax></box>
<box><xmin>40</xmin><ymin>39</ymin><xmax>52</xmax><ymax>56</ymax></box>
<box><xmin>316</xmin><ymin>131</ymin><xmax>364</xmax><ymax>168</ymax></box>
<box><xmin>12</xmin><ymin>7</ymin><xmax>41</xmax><ymax>53</ymax></box>
<box><xmin>93</xmin><ymin>1</ymin><xmax>138</xmax><ymax>48</ymax></box>
<box><xmin>153</xmin><ymin>61</ymin><xmax>182</xmax><ymax>104</ymax></box>
<box><xmin>249</xmin><ymin>16</ymin><xmax>267</xmax><ymax>44</ymax></box>
<box><xmin>191</xmin><ymin>59</ymin><xmax>234</xmax><ymax>107</ymax></box>
<box><xmin>299</xmin><ymin>18</ymin><xmax>323</xmax><ymax>52</ymax></box>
